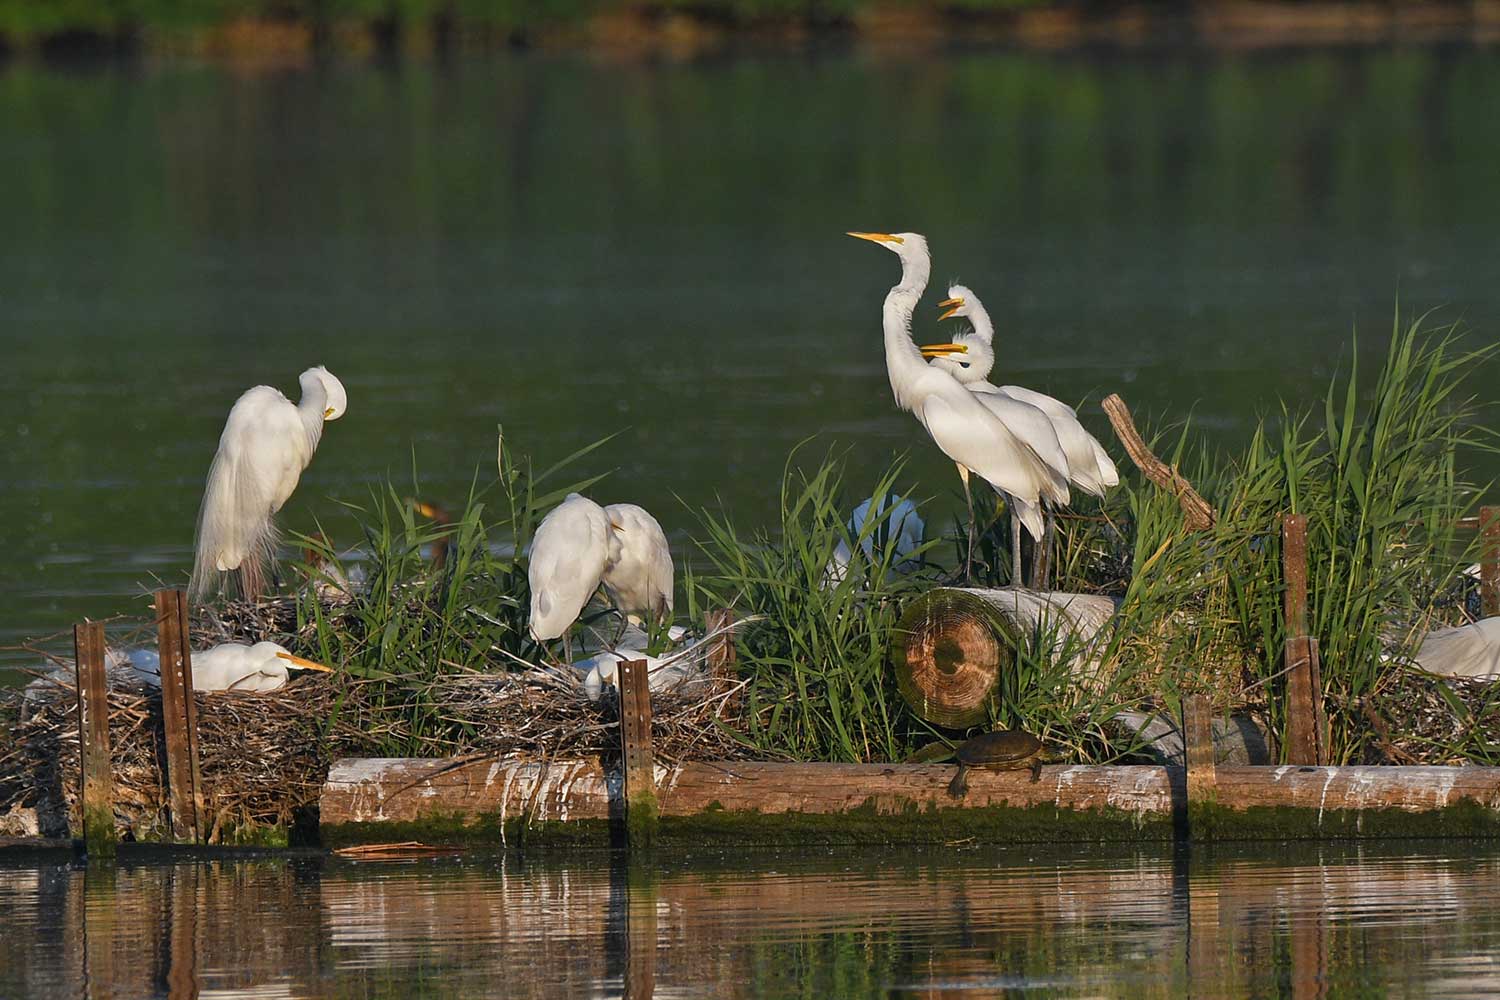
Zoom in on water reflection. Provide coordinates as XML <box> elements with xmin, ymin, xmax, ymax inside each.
<box><xmin>5</xmin><ymin>843</ymin><xmax>1500</xmax><ymax>998</ymax></box>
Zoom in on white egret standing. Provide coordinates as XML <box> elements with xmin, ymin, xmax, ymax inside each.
<box><xmin>528</xmin><ymin>493</ymin><xmax>615</xmax><ymax>644</ymax></box>
<box><xmin>528</xmin><ymin>494</ymin><xmax>675</xmax><ymax>649</ymax></box>
<box><xmin>601</xmin><ymin>503</ymin><xmax>674</xmax><ymax>626</ymax></box>
<box><xmin>925</xmin><ymin>283</ymin><xmax>1119</xmax><ymax>584</ymax></box>
<box><xmin>847</xmin><ymin>232</ymin><xmax>1068</xmax><ymax>580</ymax></box>
<box><xmin>190</xmin><ymin>367</ymin><xmax>348</xmax><ymax>602</ymax></box>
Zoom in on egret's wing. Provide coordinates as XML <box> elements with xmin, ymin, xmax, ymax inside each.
<box><xmin>916</xmin><ymin>389</ymin><xmax>1049</xmax><ymax>541</ymax></box>
<box><xmin>528</xmin><ymin>495</ymin><xmax>611</xmax><ymax>641</ymax></box>
<box><xmin>190</xmin><ymin>386</ymin><xmax>309</xmax><ymax>599</ymax></box>
<box><xmin>963</xmin><ymin>388</ymin><xmax>1070</xmax><ymax>504</ymax></box>
<box><xmin>602</xmin><ymin>503</ymin><xmax>674</xmax><ymax>618</ymax></box>
<box><xmin>997</xmin><ymin>385</ymin><xmax>1118</xmax><ymax>495</ymax></box>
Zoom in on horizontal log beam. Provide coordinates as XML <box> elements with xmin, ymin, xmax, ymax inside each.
<box><xmin>320</xmin><ymin>759</ymin><xmax>1500</xmax><ymax>846</ymax></box>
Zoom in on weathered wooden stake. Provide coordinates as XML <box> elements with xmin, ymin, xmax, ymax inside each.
<box><xmin>618</xmin><ymin>659</ymin><xmax>657</xmax><ymax>848</ymax></box>
<box><xmin>1183</xmin><ymin>694</ymin><xmax>1217</xmax><ymax>841</ymax></box>
<box><xmin>1482</xmin><ymin>505</ymin><xmax>1500</xmax><ymax>618</ymax></box>
<box><xmin>1282</xmin><ymin>514</ymin><xmax>1322</xmax><ymax>765</ymax></box>
<box><xmin>156</xmin><ymin>589</ymin><xmax>205</xmax><ymax>843</ymax></box>
<box><xmin>73</xmin><ymin>621</ymin><xmax>116</xmax><ymax>857</ymax></box>
<box><xmin>705</xmin><ymin>608</ymin><xmax>737</xmax><ymax>675</ymax></box>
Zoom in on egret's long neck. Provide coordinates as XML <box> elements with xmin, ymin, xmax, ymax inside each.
<box><xmin>967</xmin><ymin>300</ymin><xmax>996</xmax><ymax>347</ymax></box>
<box><xmin>296</xmin><ymin>375</ymin><xmax>328</xmax><ymax>452</ymax></box>
<box><xmin>883</xmin><ymin>251</ymin><xmax>931</xmax><ymax>413</ymax></box>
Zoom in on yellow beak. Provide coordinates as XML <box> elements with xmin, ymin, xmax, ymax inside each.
<box><xmin>920</xmin><ymin>343</ymin><xmax>970</xmax><ymax>359</ymax></box>
<box><xmin>275</xmin><ymin>652</ymin><xmax>334</xmax><ymax>673</ymax></box>
<box><xmin>936</xmin><ymin>297</ymin><xmax>965</xmax><ymax>321</ymax></box>
<box><xmin>324</xmin><ymin>407</ymin><xmax>336</xmax><ymax>418</ymax></box>
<box><xmin>412</xmin><ymin>501</ymin><xmax>439</xmax><ymax>520</ymax></box>
<box><xmin>846</xmin><ymin>232</ymin><xmax>905</xmax><ymax>244</ymax></box>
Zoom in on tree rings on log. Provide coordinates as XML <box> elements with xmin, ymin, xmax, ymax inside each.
<box><xmin>893</xmin><ymin>588</ymin><xmax>1118</xmax><ymax>728</ymax></box>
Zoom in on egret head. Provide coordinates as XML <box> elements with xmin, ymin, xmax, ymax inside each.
<box><xmin>302</xmin><ymin>366</ymin><xmax>348</xmax><ymax>421</ymax></box>
<box><xmin>936</xmin><ymin>284</ymin><xmax>975</xmax><ymax>321</ymax></box>
<box><xmin>923</xmin><ymin>286</ymin><xmax>995</xmax><ymax>384</ymax></box>
<box><xmin>847</xmin><ymin>231</ymin><xmax>930</xmax><ymax>267</ymax></box>
<box><xmin>255</xmin><ymin>641</ymin><xmax>334</xmax><ymax>674</ymax></box>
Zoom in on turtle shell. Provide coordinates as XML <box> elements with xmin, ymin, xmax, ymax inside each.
<box><xmin>954</xmin><ymin>730</ymin><xmax>1043</xmax><ymax>768</ymax></box>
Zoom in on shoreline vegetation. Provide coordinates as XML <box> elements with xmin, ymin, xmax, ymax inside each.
<box><xmin>2</xmin><ymin>1</ymin><xmax>1499</xmax><ymax>63</ymax></box>
<box><xmin>5</xmin><ymin>311</ymin><xmax>1500</xmax><ymax>845</ymax></box>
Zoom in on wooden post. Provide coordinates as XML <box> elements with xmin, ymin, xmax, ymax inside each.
<box><xmin>617</xmin><ymin>659</ymin><xmax>657</xmax><ymax>848</ymax></box>
<box><xmin>705</xmin><ymin>609</ymin><xmax>737</xmax><ymax>675</ymax></box>
<box><xmin>1184</xmin><ymin>694</ymin><xmax>1217</xmax><ymax>840</ymax></box>
<box><xmin>73</xmin><ymin>622</ymin><xmax>116</xmax><ymax>857</ymax></box>
<box><xmin>1482</xmin><ymin>506</ymin><xmax>1500</xmax><ymax>618</ymax></box>
<box><xmin>156</xmin><ymin>590</ymin><xmax>205</xmax><ymax>843</ymax></box>
<box><xmin>1283</xmin><ymin>514</ymin><xmax>1321</xmax><ymax>765</ymax></box>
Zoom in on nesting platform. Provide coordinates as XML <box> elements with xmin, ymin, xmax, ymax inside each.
<box><xmin>319</xmin><ymin>757</ymin><xmax>1500</xmax><ymax>847</ymax></box>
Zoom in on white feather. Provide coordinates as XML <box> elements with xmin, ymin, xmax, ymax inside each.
<box><xmin>601</xmin><ymin>503</ymin><xmax>674</xmax><ymax>623</ymax></box>
<box><xmin>528</xmin><ymin>493</ymin><xmax>612</xmax><ymax>642</ymax></box>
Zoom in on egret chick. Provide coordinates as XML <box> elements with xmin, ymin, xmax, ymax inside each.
<box><xmin>827</xmin><ymin>495</ymin><xmax>925</xmax><ymax>584</ymax></box>
<box><xmin>847</xmin><ymin>232</ymin><xmax>1068</xmax><ymax>580</ymax></box>
<box><xmin>190</xmin><ymin>366</ymin><xmax>348</xmax><ymax>602</ymax></box>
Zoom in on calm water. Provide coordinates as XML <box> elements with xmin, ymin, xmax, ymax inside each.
<box><xmin>4</xmin><ymin>843</ymin><xmax>1500</xmax><ymax>997</ymax></box>
<box><xmin>3</xmin><ymin>46</ymin><xmax>1500</xmax><ymax>662</ymax></box>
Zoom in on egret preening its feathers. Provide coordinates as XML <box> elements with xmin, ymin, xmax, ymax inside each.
<box><xmin>190</xmin><ymin>366</ymin><xmax>347</xmax><ymax>602</ymax></box>
<box><xmin>527</xmin><ymin>493</ymin><xmax>674</xmax><ymax>646</ymax></box>
<box><xmin>927</xmin><ymin>284</ymin><xmax>1119</xmax><ymax>584</ymax></box>
<box><xmin>847</xmin><ymin>232</ymin><xmax>1067</xmax><ymax>580</ymax></box>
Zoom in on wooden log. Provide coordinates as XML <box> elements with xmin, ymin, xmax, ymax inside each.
<box><xmin>322</xmin><ymin>758</ymin><xmax>1500</xmax><ymax>844</ymax></box>
<box><xmin>1183</xmin><ymin>695</ymin><xmax>1217</xmax><ymax>817</ymax></box>
<box><xmin>1283</xmin><ymin>514</ymin><xmax>1322</xmax><ymax>766</ymax></box>
<box><xmin>73</xmin><ymin>621</ymin><xmax>116</xmax><ymax>857</ymax></box>
<box><xmin>1483</xmin><ymin>505</ymin><xmax>1500</xmax><ymax>618</ymax></box>
<box><xmin>892</xmin><ymin>587</ymin><xmax>1117</xmax><ymax>727</ymax></box>
<box><xmin>1101</xmin><ymin>393</ymin><xmax>1215</xmax><ymax>531</ymax></box>
<box><xmin>156</xmin><ymin>589</ymin><xmax>205</xmax><ymax>843</ymax></box>
<box><xmin>618</xmin><ymin>659</ymin><xmax>657</xmax><ymax>847</ymax></box>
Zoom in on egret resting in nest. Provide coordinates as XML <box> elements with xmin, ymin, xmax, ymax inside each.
<box><xmin>847</xmin><ymin>232</ymin><xmax>1068</xmax><ymax>581</ymax></box>
<box><xmin>925</xmin><ymin>284</ymin><xmax>1118</xmax><ymax>585</ymax></box>
<box><xmin>122</xmin><ymin>642</ymin><xmax>333</xmax><ymax>693</ymax></box>
<box><xmin>190</xmin><ymin>366</ymin><xmax>348</xmax><ymax>602</ymax></box>
<box><xmin>527</xmin><ymin>493</ymin><xmax>674</xmax><ymax>650</ymax></box>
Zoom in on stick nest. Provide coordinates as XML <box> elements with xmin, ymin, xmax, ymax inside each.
<box><xmin>0</xmin><ymin>601</ymin><xmax>753</xmax><ymax>842</ymax></box>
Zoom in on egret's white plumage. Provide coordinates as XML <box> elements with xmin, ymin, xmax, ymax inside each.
<box><xmin>528</xmin><ymin>493</ymin><xmax>615</xmax><ymax>642</ymax></box>
<box><xmin>930</xmin><ymin>284</ymin><xmax>1118</xmax><ymax>495</ymax></box>
<box><xmin>601</xmin><ymin>503</ymin><xmax>674</xmax><ymax>625</ymax></box>
<box><xmin>122</xmin><ymin>641</ymin><xmax>332</xmax><ymax>693</ymax></box>
<box><xmin>190</xmin><ymin>366</ymin><xmax>348</xmax><ymax>601</ymax></box>
<box><xmin>848</xmin><ymin>232</ymin><xmax>1067</xmax><ymax>573</ymax></box>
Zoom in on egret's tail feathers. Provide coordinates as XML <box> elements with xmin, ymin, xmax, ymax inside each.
<box><xmin>1091</xmin><ymin>440</ymin><xmax>1120</xmax><ymax>488</ymax></box>
<box><xmin>189</xmin><ymin>447</ymin><xmax>278</xmax><ymax>602</ymax></box>
<box><xmin>1010</xmin><ymin>496</ymin><xmax>1046</xmax><ymax>543</ymax></box>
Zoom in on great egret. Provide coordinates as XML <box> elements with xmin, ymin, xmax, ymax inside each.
<box><xmin>926</xmin><ymin>283</ymin><xmax>1119</xmax><ymax>585</ymax></box>
<box><xmin>827</xmin><ymin>495</ymin><xmax>925</xmax><ymax>584</ymax></box>
<box><xmin>121</xmin><ymin>642</ymin><xmax>332</xmax><ymax>693</ymax></box>
<box><xmin>190</xmin><ymin>367</ymin><xmax>348</xmax><ymax>602</ymax></box>
<box><xmin>574</xmin><ymin>645</ymin><xmax>701</xmax><ymax>702</ymax></box>
<box><xmin>527</xmin><ymin>494</ymin><xmax>674</xmax><ymax>646</ymax></box>
<box><xmin>847</xmin><ymin>232</ymin><xmax>1068</xmax><ymax>580</ymax></box>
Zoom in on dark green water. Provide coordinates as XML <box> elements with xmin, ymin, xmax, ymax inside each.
<box><xmin>5</xmin><ymin>842</ymin><xmax>1500</xmax><ymax>997</ymax></box>
<box><xmin>3</xmin><ymin>47</ymin><xmax>1499</xmax><ymax>664</ymax></box>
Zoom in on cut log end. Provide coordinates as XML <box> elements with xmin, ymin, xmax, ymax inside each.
<box><xmin>896</xmin><ymin>595</ymin><xmax>1004</xmax><ymax>729</ymax></box>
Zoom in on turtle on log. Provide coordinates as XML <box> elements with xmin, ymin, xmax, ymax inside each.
<box><xmin>947</xmin><ymin>730</ymin><xmax>1045</xmax><ymax>798</ymax></box>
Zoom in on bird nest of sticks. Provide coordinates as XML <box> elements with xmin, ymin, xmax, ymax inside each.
<box><xmin>0</xmin><ymin>623</ymin><xmax>753</xmax><ymax>844</ymax></box>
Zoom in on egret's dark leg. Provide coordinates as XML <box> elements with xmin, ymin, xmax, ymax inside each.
<box><xmin>1010</xmin><ymin>509</ymin><xmax>1023</xmax><ymax>589</ymax></box>
<box><xmin>1030</xmin><ymin>511</ymin><xmax>1055</xmax><ymax>591</ymax></box>
<box><xmin>958</xmin><ymin>464</ymin><xmax>975</xmax><ymax>582</ymax></box>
